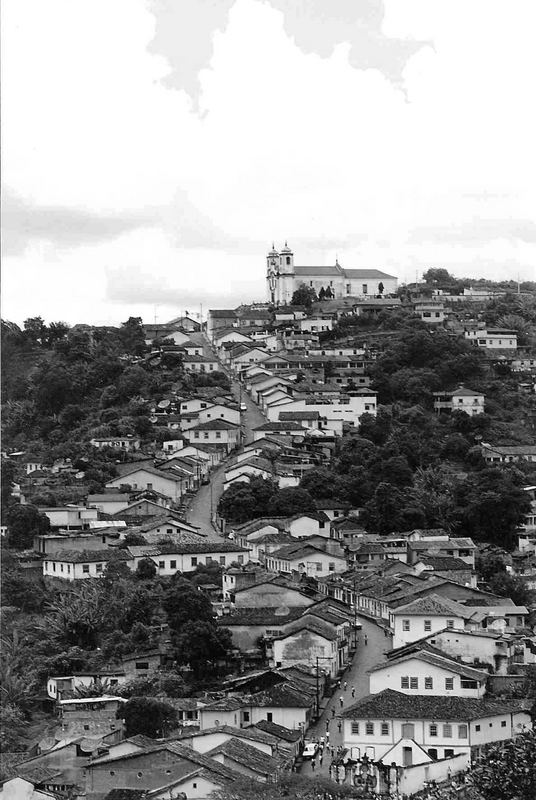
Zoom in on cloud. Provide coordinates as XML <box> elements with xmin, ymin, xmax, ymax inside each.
<box><xmin>1</xmin><ymin>190</ymin><xmax>158</xmax><ymax>255</ymax></box>
<box><xmin>147</xmin><ymin>0</ymin><xmax>431</xmax><ymax>107</ymax></box>
<box><xmin>409</xmin><ymin>218</ymin><xmax>536</xmax><ymax>244</ymax></box>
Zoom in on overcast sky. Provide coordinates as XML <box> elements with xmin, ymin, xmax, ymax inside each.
<box><xmin>2</xmin><ymin>0</ymin><xmax>535</xmax><ymax>326</ymax></box>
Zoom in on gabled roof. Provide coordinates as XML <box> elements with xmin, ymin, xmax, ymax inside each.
<box><xmin>205</xmin><ymin>738</ymin><xmax>281</xmax><ymax>776</ymax></box>
<box><xmin>253</xmin><ymin>719</ymin><xmax>303</xmax><ymax>742</ymax></box>
<box><xmin>253</xmin><ymin>422</ymin><xmax>305</xmax><ymax>432</ymax></box>
<box><xmin>392</xmin><ymin>594</ymin><xmax>469</xmax><ymax>619</ymax></box>
<box><xmin>342</xmin><ymin>689</ymin><xmax>528</xmax><ymax>721</ymax></box>
<box><xmin>108</xmin><ymin>465</ymin><xmax>184</xmax><ymax>484</ymax></box>
<box><xmin>368</xmin><ymin>649</ymin><xmax>488</xmax><ymax>682</ymax></box>
<box><xmin>189</xmin><ymin>419</ymin><xmax>240</xmax><ymax>431</ymax></box>
<box><xmin>46</xmin><ymin>549</ymin><xmax>131</xmax><ymax>563</ymax></box>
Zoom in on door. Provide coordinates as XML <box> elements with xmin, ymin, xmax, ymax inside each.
<box><xmin>402</xmin><ymin>723</ymin><xmax>415</xmax><ymax>739</ymax></box>
<box><xmin>402</xmin><ymin>747</ymin><xmax>412</xmax><ymax>766</ymax></box>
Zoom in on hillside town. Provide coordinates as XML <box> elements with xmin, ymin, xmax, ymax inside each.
<box><xmin>2</xmin><ymin>259</ymin><xmax>536</xmax><ymax>800</ymax></box>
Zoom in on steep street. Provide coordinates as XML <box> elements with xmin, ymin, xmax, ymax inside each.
<box><xmin>298</xmin><ymin>617</ymin><xmax>392</xmax><ymax>780</ymax></box>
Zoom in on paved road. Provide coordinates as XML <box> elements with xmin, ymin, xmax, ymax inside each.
<box><xmin>299</xmin><ymin>616</ymin><xmax>392</xmax><ymax>780</ymax></box>
<box><xmin>185</xmin><ymin>352</ymin><xmax>267</xmax><ymax>534</ymax></box>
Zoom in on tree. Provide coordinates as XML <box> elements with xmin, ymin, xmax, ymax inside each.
<box><xmin>173</xmin><ymin>620</ymin><xmax>232</xmax><ymax>676</ymax></box>
<box><xmin>468</xmin><ymin>729</ymin><xmax>536</xmax><ymax>800</ymax></box>
<box><xmin>6</xmin><ymin>504</ymin><xmax>50</xmax><ymax>549</ymax></box>
<box><xmin>487</xmin><ymin>572</ymin><xmax>534</xmax><ymax>607</ymax></box>
<box><xmin>291</xmin><ymin>284</ymin><xmax>317</xmax><ymax>309</ymax></box>
<box><xmin>0</xmin><ymin>702</ymin><xmax>28</xmax><ymax>752</ymax></box>
<box><xmin>212</xmin><ymin>774</ymin><xmax>357</xmax><ymax>800</ymax></box>
<box><xmin>119</xmin><ymin>696</ymin><xmax>177</xmax><ymax>738</ymax></box>
<box><xmin>266</xmin><ymin>487</ymin><xmax>315</xmax><ymax>516</ymax></box>
<box><xmin>163</xmin><ymin>578</ymin><xmax>215</xmax><ymax>632</ymax></box>
<box><xmin>23</xmin><ymin>316</ymin><xmax>47</xmax><ymax>345</ymax></box>
<box><xmin>136</xmin><ymin>557</ymin><xmax>157</xmax><ymax>580</ymax></box>
<box><xmin>118</xmin><ymin>317</ymin><xmax>146</xmax><ymax>356</ymax></box>
<box><xmin>422</xmin><ymin>268</ymin><xmax>452</xmax><ymax>285</ymax></box>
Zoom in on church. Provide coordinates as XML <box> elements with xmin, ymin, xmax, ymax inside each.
<box><xmin>266</xmin><ymin>243</ymin><xmax>398</xmax><ymax>305</ymax></box>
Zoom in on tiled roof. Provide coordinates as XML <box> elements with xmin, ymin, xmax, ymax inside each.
<box><xmin>189</xmin><ymin>419</ymin><xmax>240</xmax><ymax>431</ymax></box>
<box><xmin>46</xmin><ymin>549</ymin><xmax>131</xmax><ymax>563</ymax></box>
<box><xmin>342</xmin><ymin>689</ymin><xmax>528</xmax><ymax>721</ymax></box>
<box><xmin>248</xmin><ymin>682</ymin><xmax>315</xmax><ymax>708</ymax></box>
<box><xmin>277</xmin><ymin>616</ymin><xmax>337</xmax><ymax>642</ymax></box>
<box><xmin>278</xmin><ymin>411</ymin><xmax>320</xmax><ymax>420</ymax></box>
<box><xmin>253</xmin><ymin>422</ymin><xmax>304</xmax><ymax>432</ymax></box>
<box><xmin>253</xmin><ymin>719</ymin><xmax>303</xmax><ymax>742</ymax></box>
<box><xmin>418</xmin><ymin>556</ymin><xmax>472</xmax><ymax>570</ymax></box>
<box><xmin>206</xmin><ymin>738</ymin><xmax>281</xmax><ymax>776</ymax></box>
<box><xmin>129</xmin><ymin>541</ymin><xmax>248</xmax><ymax>556</ymax></box>
<box><xmin>219</xmin><ymin>607</ymin><xmax>305</xmax><ymax>626</ymax></box>
<box><xmin>392</xmin><ymin>594</ymin><xmax>469</xmax><ymax>618</ymax></box>
<box><xmin>368</xmin><ymin>649</ymin><xmax>488</xmax><ymax>681</ymax></box>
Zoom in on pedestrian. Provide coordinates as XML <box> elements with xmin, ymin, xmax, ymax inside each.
<box><xmin>320</xmin><ymin>736</ymin><xmax>325</xmax><ymax>748</ymax></box>
<box><xmin>343</xmin><ymin>681</ymin><xmax>348</xmax><ymax>691</ymax></box>
<box><xmin>326</xmin><ymin>731</ymin><xmax>330</xmax><ymax>743</ymax></box>
<box><xmin>331</xmin><ymin>707</ymin><xmax>336</xmax><ymax>718</ymax></box>
<box><xmin>351</xmin><ymin>686</ymin><xmax>355</xmax><ymax>699</ymax></box>
<box><xmin>325</xmin><ymin>720</ymin><xmax>330</xmax><ymax>732</ymax></box>
<box><xmin>311</xmin><ymin>759</ymin><xmax>316</xmax><ymax>772</ymax></box>
<box><xmin>338</xmin><ymin>720</ymin><xmax>342</xmax><ymax>733</ymax></box>
<box><xmin>339</xmin><ymin>696</ymin><xmax>344</xmax><ymax>708</ymax></box>
<box><xmin>364</xmin><ymin>635</ymin><xmax>368</xmax><ymax>645</ymax></box>
<box><xmin>319</xmin><ymin>752</ymin><xmax>324</xmax><ymax>766</ymax></box>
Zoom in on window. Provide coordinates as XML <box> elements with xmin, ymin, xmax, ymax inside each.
<box><xmin>401</xmin><ymin>676</ymin><xmax>409</xmax><ymax>689</ymax></box>
<box><xmin>381</xmin><ymin>723</ymin><xmax>389</xmax><ymax>736</ymax></box>
<box><xmin>243</xmin><ymin>711</ymin><xmax>250</xmax><ymax>722</ymax></box>
<box><xmin>461</xmin><ymin>679</ymin><xmax>478</xmax><ymax>689</ymax></box>
<box><xmin>238</xmin><ymin>555</ymin><xmax>244</xmax><ymax>564</ymax></box>
<box><xmin>444</xmin><ymin>748</ymin><xmax>454</xmax><ymax>758</ymax></box>
<box><xmin>96</xmin><ymin>563</ymin><xmax>103</xmax><ymax>573</ymax></box>
<box><xmin>458</xmin><ymin>724</ymin><xmax>468</xmax><ymax>738</ymax></box>
<box><xmin>220</xmin><ymin>556</ymin><xmax>226</xmax><ymax>565</ymax></box>
<box><xmin>429</xmin><ymin>724</ymin><xmax>438</xmax><ymax>737</ymax></box>
<box><xmin>267</xmin><ymin>713</ymin><xmax>273</xmax><ymax>722</ymax></box>
<box><xmin>135</xmin><ymin>662</ymin><xmax>149</xmax><ymax>670</ymax></box>
<box><xmin>191</xmin><ymin>557</ymin><xmax>198</xmax><ymax>566</ymax></box>
<box><xmin>316</xmin><ymin>562</ymin><xmax>322</xmax><ymax>571</ymax></box>
<box><xmin>329</xmin><ymin>562</ymin><xmax>335</xmax><ymax>571</ymax></box>
<box><xmin>424</xmin><ymin>619</ymin><xmax>432</xmax><ymax>632</ymax></box>
<box><xmin>362</xmin><ymin>284</ymin><xmax>368</xmax><ymax>294</ymax></box>
<box><xmin>410</xmin><ymin>677</ymin><xmax>418</xmax><ymax>689</ymax></box>
<box><xmin>446</xmin><ymin>619</ymin><xmax>454</xmax><ymax>629</ymax></box>
<box><xmin>443</xmin><ymin>724</ymin><xmax>452</xmax><ymax>738</ymax></box>
<box><xmin>365</xmin><ymin>722</ymin><xmax>374</xmax><ymax>735</ymax></box>
<box><xmin>351</xmin><ymin>722</ymin><xmax>360</xmax><ymax>734</ymax></box>
<box><xmin>425</xmin><ymin>677</ymin><xmax>433</xmax><ymax>690</ymax></box>
<box><xmin>501</xmin><ymin>720</ymin><xmax>507</xmax><ymax>728</ymax></box>
<box><xmin>84</xmin><ymin>724</ymin><xmax>90</xmax><ymax>731</ymax></box>
<box><xmin>147</xmin><ymin>483</ymin><xmax>153</xmax><ymax>490</ymax></box>
<box><xmin>402</xmin><ymin>619</ymin><xmax>410</xmax><ymax>631</ymax></box>
<box><xmin>216</xmin><ymin>432</ymin><xmax>221</xmax><ymax>439</ymax></box>
<box><xmin>475</xmin><ymin>724</ymin><xmax>481</xmax><ymax>732</ymax></box>
<box><xmin>82</xmin><ymin>565</ymin><xmax>89</xmax><ymax>574</ymax></box>
<box><xmin>166</xmin><ymin>528</ymin><xmax>173</xmax><ymax>534</ymax></box>
<box><xmin>137</xmin><ymin>773</ymin><xmax>143</xmax><ymax>779</ymax></box>
<box><xmin>204</xmin><ymin>432</ymin><xmax>209</xmax><ymax>439</ymax></box>
<box><xmin>158</xmin><ymin>561</ymin><xmax>165</xmax><ymax>569</ymax></box>
<box><xmin>170</xmin><ymin>560</ymin><xmax>176</xmax><ymax>569</ymax></box>
<box><xmin>445</xmin><ymin>678</ymin><xmax>454</xmax><ymax>690</ymax></box>
<box><xmin>402</xmin><ymin>723</ymin><xmax>415</xmax><ymax>738</ymax></box>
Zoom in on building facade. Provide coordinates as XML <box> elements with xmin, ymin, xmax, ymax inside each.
<box><xmin>266</xmin><ymin>244</ymin><xmax>397</xmax><ymax>305</ymax></box>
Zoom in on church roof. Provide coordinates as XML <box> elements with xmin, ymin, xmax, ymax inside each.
<box><xmin>293</xmin><ymin>266</ymin><xmax>396</xmax><ymax>280</ymax></box>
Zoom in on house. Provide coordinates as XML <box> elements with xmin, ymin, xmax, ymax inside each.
<box><xmin>105</xmin><ymin>466</ymin><xmax>187</xmax><ymax>502</ymax></box>
<box><xmin>199</xmin><ymin>683</ymin><xmax>314</xmax><ymax>731</ymax></box>
<box><xmin>137</xmin><ymin>514</ymin><xmax>202</xmax><ymax>543</ymax></box>
<box><xmin>47</xmin><ymin>671</ymin><xmax>127</xmax><ymax>700</ymax></box>
<box><xmin>207</xmin><ymin>309</ymin><xmax>238</xmax><ymax>339</ymax></box>
<box><xmin>232</xmin><ymin>577</ymin><xmax>318</xmax><ymax>608</ymax></box>
<box><xmin>39</xmin><ymin>506</ymin><xmax>99</xmax><ymax>530</ymax></box>
<box><xmin>121</xmin><ymin>649</ymin><xmax>169</xmax><ymax>679</ymax></box>
<box><xmin>481</xmin><ymin>442</ymin><xmax>536</xmax><ymax>464</ymax></box>
<box><xmin>278</xmin><ymin>411</ymin><xmax>323</xmax><ymax>430</ymax></box>
<box><xmin>181</xmin><ymin>354</ymin><xmax>219</xmax><ymax>373</ymax></box>
<box><xmin>265</xmin><ymin>542</ymin><xmax>347</xmax><ymax>578</ymax></box>
<box><xmin>433</xmin><ymin>386</ymin><xmax>485</xmax><ymax>416</ymax></box>
<box><xmin>413</xmin><ymin>556</ymin><xmax>476</xmax><ymax>587</ymax></box>
<box><xmin>34</xmin><ymin>529</ymin><xmax>121</xmax><ymax>556</ymax></box>
<box><xmin>86</xmin><ymin>493</ymin><xmax>131</xmax><ymax>514</ymax></box>
<box><xmin>0</xmin><ymin>778</ymin><xmax>58</xmax><ymax>800</ymax></box>
<box><xmin>197</xmin><ymin>404</ymin><xmax>241</xmax><ymax>427</ymax></box>
<box><xmin>414</xmin><ymin>301</ymin><xmax>445</xmax><ymax>324</ymax></box>
<box><xmin>58</xmin><ymin>697</ymin><xmax>126</xmax><ymax>741</ymax></box>
<box><xmin>90</xmin><ymin>436</ymin><xmax>141</xmax><ymax>452</ymax></box>
<box><xmin>342</xmin><ymin>689</ymin><xmax>531</xmax><ymax>763</ymax></box>
<box><xmin>85</xmin><ymin>740</ymin><xmax>243</xmax><ymax>800</ymax></box>
<box><xmin>391</xmin><ymin>595</ymin><xmax>471</xmax><ymax>648</ymax></box>
<box><xmin>465</xmin><ymin>327</ymin><xmax>518</xmax><ymax>350</ymax></box>
<box><xmin>183</xmin><ymin>420</ymin><xmax>241</xmax><ymax>452</ymax></box>
<box><xmin>270</xmin><ymin>617</ymin><xmax>340</xmax><ymax>676</ymax></box>
<box><xmin>127</xmin><ymin>541</ymin><xmax>250</xmax><ymax>574</ymax></box>
<box><xmin>368</xmin><ymin>650</ymin><xmax>488</xmax><ymax>698</ymax></box>
<box><xmin>43</xmin><ymin>549</ymin><xmax>132</xmax><ymax>581</ymax></box>
<box><xmin>204</xmin><ymin>738</ymin><xmax>283</xmax><ymax>781</ymax></box>
<box><xmin>266</xmin><ymin>392</ymin><xmax>377</xmax><ymax>429</ymax></box>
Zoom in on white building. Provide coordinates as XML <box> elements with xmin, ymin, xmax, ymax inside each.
<box><xmin>368</xmin><ymin>650</ymin><xmax>488</xmax><ymax>698</ymax></box>
<box><xmin>465</xmin><ymin>328</ymin><xmax>518</xmax><ymax>350</ymax></box>
<box><xmin>90</xmin><ymin>435</ymin><xmax>141</xmax><ymax>451</ymax></box>
<box><xmin>266</xmin><ymin>244</ymin><xmax>398</xmax><ymax>305</ymax></box>
<box><xmin>433</xmin><ymin>387</ymin><xmax>485</xmax><ymax>416</ymax></box>
<box><xmin>43</xmin><ymin>550</ymin><xmax>132</xmax><ymax>580</ymax></box>
<box><xmin>391</xmin><ymin>595</ymin><xmax>470</xmax><ymax>648</ymax></box>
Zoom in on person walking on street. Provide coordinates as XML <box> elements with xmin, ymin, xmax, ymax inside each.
<box><xmin>343</xmin><ymin>681</ymin><xmax>347</xmax><ymax>691</ymax></box>
<box><xmin>319</xmin><ymin>752</ymin><xmax>324</xmax><ymax>767</ymax></box>
<box><xmin>338</xmin><ymin>720</ymin><xmax>342</xmax><ymax>733</ymax></box>
<box><xmin>351</xmin><ymin>686</ymin><xmax>355</xmax><ymax>699</ymax></box>
<box><xmin>311</xmin><ymin>759</ymin><xmax>316</xmax><ymax>772</ymax></box>
<box><xmin>339</xmin><ymin>696</ymin><xmax>344</xmax><ymax>708</ymax></box>
<box><xmin>364</xmin><ymin>635</ymin><xmax>368</xmax><ymax>645</ymax></box>
<box><xmin>331</xmin><ymin>707</ymin><xmax>336</xmax><ymax>718</ymax></box>
<box><xmin>325</xmin><ymin>720</ymin><xmax>330</xmax><ymax>732</ymax></box>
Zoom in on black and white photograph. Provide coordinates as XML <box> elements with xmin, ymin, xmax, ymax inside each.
<box><xmin>1</xmin><ymin>2</ymin><xmax>536</xmax><ymax>799</ymax></box>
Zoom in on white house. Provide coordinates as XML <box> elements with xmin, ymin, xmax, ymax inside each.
<box><xmin>38</xmin><ymin>506</ymin><xmax>99</xmax><ymax>530</ymax></box>
<box><xmin>266</xmin><ymin>392</ymin><xmax>377</xmax><ymax>429</ymax></box>
<box><xmin>183</xmin><ymin>420</ymin><xmax>241</xmax><ymax>452</ymax></box>
<box><xmin>391</xmin><ymin>595</ymin><xmax>470</xmax><ymax>648</ymax></box>
<box><xmin>105</xmin><ymin>466</ymin><xmax>186</xmax><ymax>501</ymax></box>
<box><xmin>43</xmin><ymin>549</ymin><xmax>132</xmax><ymax>581</ymax></box>
<box><xmin>271</xmin><ymin>619</ymin><xmax>339</xmax><ymax>677</ymax></box>
<box><xmin>86</xmin><ymin>493</ymin><xmax>130</xmax><ymax>515</ymax></box>
<box><xmin>127</xmin><ymin>541</ymin><xmax>250</xmax><ymax>574</ymax></box>
<box><xmin>197</xmin><ymin>404</ymin><xmax>241</xmax><ymax>427</ymax></box>
<box><xmin>342</xmin><ymin>688</ymin><xmax>531</xmax><ymax>763</ymax></box>
<box><xmin>414</xmin><ymin>301</ymin><xmax>445</xmax><ymax>324</ymax></box>
<box><xmin>433</xmin><ymin>387</ymin><xmax>485</xmax><ymax>416</ymax></box>
<box><xmin>265</xmin><ymin>542</ymin><xmax>347</xmax><ymax>577</ymax></box>
<box><xmin>465</xmin><ymin>328</ymin><xmax>518</xmax><ymax>350</ymax></box>
<box><xmin>368</xmin><ymin>650</ymin><xmax>488</xmax><ymax>698</ymax></box>
<box><xmin>90</xmin><ymin>435</ymin><xmax>141</xmax><ymax>452</ymax></box>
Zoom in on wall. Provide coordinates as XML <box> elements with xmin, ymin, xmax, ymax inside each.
<box><xmin>107</xmin><ymin>471</ymin><xmax>181</xmax><ymax>501</ymax></box>
<box><xmin>272</xmin><ymin>629</ymin><xmax>337</xmax><ymax>676</ymax></box>
<box><xmin>86</xmin><ymin>750</ymin><xmax>193</xmax><ymax>800</ymax></box>
<box><xmin>343</xmin><ymin>717</ymin><xmax>472</xmax><ymax>762</ymax></box>
<box><xmin>399</xmin><ymin>753</ymin><xmax>470</xmax><ymax>796</ymax></box>
<box><xmin>393</xmin><ymin>615</ymin><xmax>465</xmax><ymax>648</ymax></box>
<box><xmin>234</xmin><ymin>584</ymin><xmax>314</xmax><ymax>608</ymax></box>
<box><xmin>369</xmin><ymin>657</ymin><xmax>485</xmax><ymax>698</ymax></box>
<box><xmin>151</xmin><ymin>775</ymin><xmax>221</xmax><ymax>800</ymax></box>
<box><xmin>200</xmin><ymin>709</ymin><xmax>241</xmax><ymax>729</ymax></box>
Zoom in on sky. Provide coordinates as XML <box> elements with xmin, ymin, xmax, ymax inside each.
<box><xmin>2</xmin><ymin>0</ymin><xmax>535</xmax><ymax>326</ymax></box>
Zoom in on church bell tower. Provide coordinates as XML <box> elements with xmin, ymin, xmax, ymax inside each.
<box><xmin>266</xmin><ymin>244</ymin><xmax>279</xmax><ymax>304</ymax></box>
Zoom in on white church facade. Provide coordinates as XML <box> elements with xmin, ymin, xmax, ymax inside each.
<box><xmin>266</xmin><ymin>243</ymin><xmax>398</xmax><ymax>305</ymax></box>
